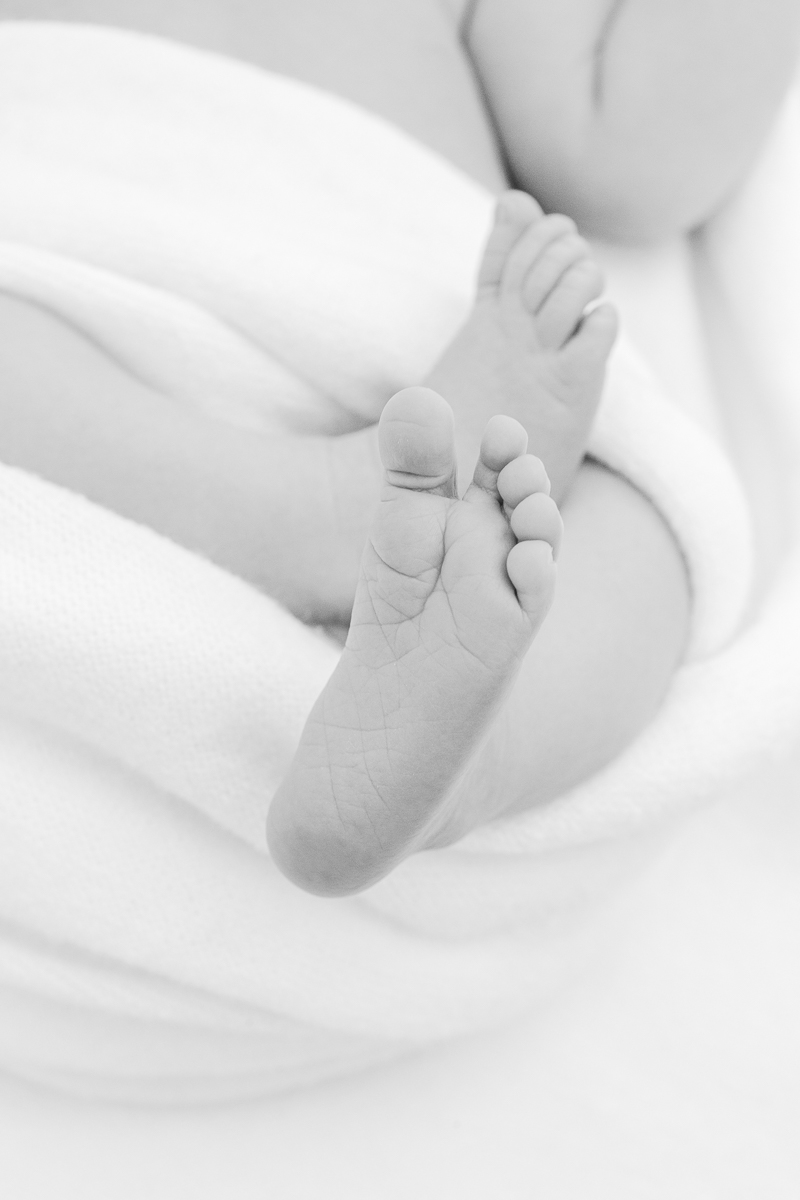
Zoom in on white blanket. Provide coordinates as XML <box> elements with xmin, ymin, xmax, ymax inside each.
<box><xmin>0</xmin><ymin>22</ymin><xmax>785</xmax><ymax>1106</ymax></box>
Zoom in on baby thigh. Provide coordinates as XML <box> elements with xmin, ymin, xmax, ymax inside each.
<box><xmin>251</xmin><ymin>0</ymin><xmax>508</xmax><ymax>191</ymax></box>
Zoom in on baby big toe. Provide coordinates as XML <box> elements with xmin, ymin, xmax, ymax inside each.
<box><xmin>378</xmin><ymin>386</ymin><xmax>456</xmax><ymax>492</ymax></box>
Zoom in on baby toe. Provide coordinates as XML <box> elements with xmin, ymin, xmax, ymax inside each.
<box><xmin>560</xmin><ymin>302</ymin><xmax>620</xmax><ymax>375</ymax></box>
<box><xmin>500</xmin><ymin>213</ymin><xmax>578</xmax><ymax>298</ymax></box>
<box><xmin>469</xmin><ymin>414</ymin><xmax>529</xmax><ymax>496</ymax></box>
<box><xmin>478</xmin><ymin>413</ymin><xmax>529</xmax><ymax>470</ymax></box>
<box><xmin>535</xmin><ymin>258</ymin><xmax>605</xmax><ymax>348</ymax></box>
<box><xmin>477</xmin><ymin>190</ymin><xmax>544</xmax><ymax>293</ymax></box>
<box><xmin>505</xmin><ymin>540</ymin><xmax>557</xmax><ymax>625</ymax></box>
<box><xmin>497</xmin><ymin>454</ymin><xmax>551</xmax><ymax>510</ymax></box>
<box><xmin>509</xmin><ymin>491</ymin><xmax>563</xmax><ymax>559</ymax></box>
<box><xmin>520</xmin><ymin>229</ymin><xmax>591</xmax><ymax>301</ymax></box>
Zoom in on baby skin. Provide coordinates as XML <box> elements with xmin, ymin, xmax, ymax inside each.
<box><xmin>267</xmin><ymin>389</ymin><xmax>560</xmax><ymax>895</ymax></box>
<box><xmin>426</xmin><ymin>189</ymin><xmax>618</xmax><ymax>502</ymax></box>
<box><xmin>268</xmin><ymin>194</ymin><xmax>617</xmax><ymax>897</ymax></box>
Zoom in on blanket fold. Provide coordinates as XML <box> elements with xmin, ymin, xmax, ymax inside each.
<box><xmin>0</xmin><ymin>22</ymin><xmax>790</xmax><ymax>1105</ymax></box>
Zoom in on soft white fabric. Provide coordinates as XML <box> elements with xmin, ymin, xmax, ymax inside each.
<box><xmin>0</xmin><ymin>22</ymin><xmax>783</xmax><ymax>1105</ymax></box>
<box><xmin>3</xmin><ymin>753</ymin><xmax>800</xmax><ymax>1200</ymax></box>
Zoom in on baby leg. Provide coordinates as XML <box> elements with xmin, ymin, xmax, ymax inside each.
<box><xmin>463</xmin><ymin>0</ymin><xmax>800</xmax><ymax>240</ymax></box>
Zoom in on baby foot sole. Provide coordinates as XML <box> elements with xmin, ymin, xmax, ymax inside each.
<box><xmin>267</xmin><ymin>387</ymin><xmax>560</xmax><ymax>896</ymax></box>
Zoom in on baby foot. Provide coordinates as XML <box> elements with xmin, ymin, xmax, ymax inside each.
<box><xmin>267</xmin><ymin>386</ymin><xmax>561</xmax><ymax>896</ymax></box>
<box><xmin>426</xmin><ymin>190</ymin><xmax>618</xmax><ymax>501</ymax></box>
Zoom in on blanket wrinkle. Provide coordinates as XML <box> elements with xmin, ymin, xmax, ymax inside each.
<box><xmin>0</xmin><ymin>239</ymin><xmax>353</xmax><ymax>434</ymax></box>
<box><xmin>0</xmin><ymin>21</ymin><xmax>791</xmax><ymax>1105</ymax></box>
